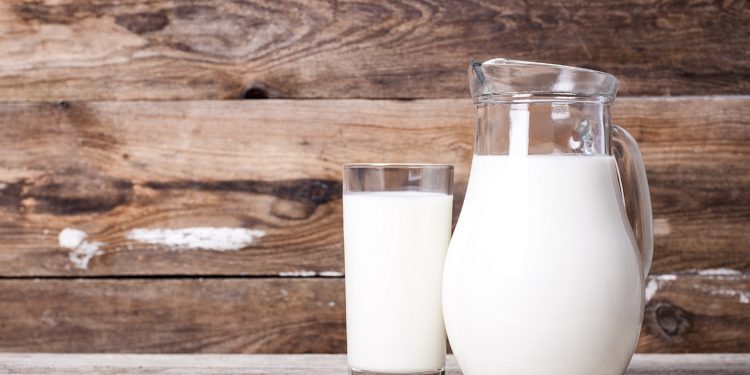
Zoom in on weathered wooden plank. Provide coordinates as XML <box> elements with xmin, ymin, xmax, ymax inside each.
<box><xmin>613</xmin><ymin>97</ymin><xmax>750</xmax><ymax>273</ymax></box>
<box><xmin>0</xmin><ymin>0</ymin><xmax>747</xmax><ymax>100</ymax></box>
<box><xmin>0</xmin><ymin>99</ymin><xmax>472</xmax><ymax>275</ymax></box>
<box><xmin>0</xmin><ymin>275</ymin><xmax>746</xmax><ymax>353</ymax></box>
<box><xmin>627</xmin><ymin>354</ymin><xmax>750</xmax><ymax>375</ymax></box>
<box><xmin>639</xmin><ymin>272</ymin><xmax>750</xmax><ymax>353</ymax></box>
<box><xmin>0</xmin><ymin>354</ymin><xmax>749</xmax><ymax>375</ymax></box>
<box><xmin>0</xmin><ymin>279</ymin><xmax>346</xmax><ymax>353</ymax></box>
<box><xmin>0</xmin><ymin>97</ymin><xmax>747</xmax><ymax>276</ymax></box>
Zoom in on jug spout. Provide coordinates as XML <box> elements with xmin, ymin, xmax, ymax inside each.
<box><xmin>469</xmin><ymin>58</ymin><xmax>619</xmax><ymax>103</ymax></box>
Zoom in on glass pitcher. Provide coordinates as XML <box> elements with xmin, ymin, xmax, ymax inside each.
<box><xmin>442</xmin><ymin>59</ymin><xmax>653</xmax><ymax>375</ymax></box>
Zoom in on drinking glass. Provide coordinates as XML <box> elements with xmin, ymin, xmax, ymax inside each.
<box><xmin>343</xmin><ymin>163</ymin><xmax>453</xmax><ymax>375</ymax></box>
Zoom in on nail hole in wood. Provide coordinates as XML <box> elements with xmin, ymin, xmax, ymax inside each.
<box><xmin>243</xmin><ymin>87</ymin><xmax>269</xmax><ymax>99</ymax></box>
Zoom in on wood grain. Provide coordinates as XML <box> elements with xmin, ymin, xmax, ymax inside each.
<box><xmin>639</xmin><ymin>272</ymin><xmax>750</xmax><ymax>353</ymax></box>
<box><xmin>0</xmin><ymin>279</ymin><xmax>346</xmax><ymax>353</ymax></box>
<box><xmin>0</xmin><ymin>275</ymin><xmax>746</xmax><ymax>353</ymax></box>
<box><xmin>0</xmin><ymin>354</ymin><xmax>749</xmax><ymax>375</ymax></box>
<box><xmin>0</xmin><ymin>0</ymin><xmax>747</xmax><ymax>100</ymax></box>
<box><xmin>0</xmin><ymin>97</ymin><xmax>747</xmax><ymax>276</ymax></box>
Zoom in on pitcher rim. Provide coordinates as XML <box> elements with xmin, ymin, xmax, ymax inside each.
<box><xmin>470</xmin><ymin>58</ymin><xmax>620</xmax><ymax>104</ymax></box>
<box><xmin>475</xmin><ymin>58</ymin><xmax>614</xmax><ymax>76</ymax></box>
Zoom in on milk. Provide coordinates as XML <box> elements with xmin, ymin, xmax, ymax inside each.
<box><xmin>344</xmin><ymin>191</ymin><xmax>453</xmax><ymax>373</ymax></box>
<box><xmin>443</xmin><ymin>155</ymin><xmax>644</xmax><ymax>375</ymax></box>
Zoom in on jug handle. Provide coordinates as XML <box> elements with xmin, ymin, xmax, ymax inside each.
<box><xmin>612</xmin><ymin>125</ymin><xmax>653</xmax><ymax>278</ymax></box>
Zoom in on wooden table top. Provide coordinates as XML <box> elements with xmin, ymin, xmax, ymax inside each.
<box><xmin>0</xmin><ymin>354</ymin><xmax>748</xmax><ymax>374</ymax></box>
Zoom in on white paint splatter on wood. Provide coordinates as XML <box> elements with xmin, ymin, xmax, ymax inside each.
<box><xmin>645</xmin><ymin>280</ymin><xmax>659</xmax><ymax>302</ymax></box>
<box><xmin>278</xmin><ymin>271</ymin><xmax>344</xmax><ymax>277</ymax></box>
<box><xmin>653</xmin><ymin>218</ymin><xmax>671</xmax><ymax>236</ymax></box>
<box><xmin>645</xmin><ymin>269</ymin><xmax>748</xmax><ymax>304</ymax></box>
<box><xmin>693</xmin><ymin>283</ymin><xmax>750</xmax><ymax>305</ymax></box>
<box><xmin>697</xmin><ymin>268</ymin><xmax>742</xmax><ymax>276</ymax></box>
<box><xmin>645</xmin><ymin>274</ymin><xmax>678</xmax><ymax>302</ymax></box>
<box><xmin>58</xmin><ymin>228</ymin><xmax>105</xmax><ymax>270</ymax></box>
<box><xmin>318</xmin><ymin>271</ymin><xmax>344</xmax><ymax>277</ymax></box>
<box><xmin>126</xmin><ymin>227</ymin><xmax>265</xmax><ymax>251</ymax></box>
<box><xmin>58</xmin><ymin>228</ymin><xmax>86</xmax><ymax>249</ymax></box>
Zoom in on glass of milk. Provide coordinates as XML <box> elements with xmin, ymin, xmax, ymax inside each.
<box><xmin>343</xmin><ymin>163</ymin><xmax>453</xmax><ymax>375</ymax></box>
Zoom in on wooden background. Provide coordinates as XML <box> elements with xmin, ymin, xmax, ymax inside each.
<box><xmin>0</xmin><ymin>0</ymin><xmax>747</xmax><ymax>353</ymax></box>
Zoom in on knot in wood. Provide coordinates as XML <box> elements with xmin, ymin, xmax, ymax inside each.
<box><xmin>645</xmin><ymin>301</ymin><xmax>691</xmax><ymax>343</ymax></box>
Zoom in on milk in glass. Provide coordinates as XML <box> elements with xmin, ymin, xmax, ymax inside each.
<box><xmin>344</xmin><ymin>191</ymin><xmax>452</xmax><ymax>373</ymax></box>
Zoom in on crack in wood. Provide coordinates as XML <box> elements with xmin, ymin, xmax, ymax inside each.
<box><xmin>1</xmin><ymin>174</ymin><xmax>341</xmax><ymax>217</ymax></box>
<box><xmin>143</xmin><ymin>178</ymin><xmax>342</xmax><ymax>205</ymax></box>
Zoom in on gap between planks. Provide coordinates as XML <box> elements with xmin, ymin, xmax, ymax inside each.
<box><xmin>0</xmin><ymin>274</ymin><xmax>344</xmax><ymax>280</ymax></box>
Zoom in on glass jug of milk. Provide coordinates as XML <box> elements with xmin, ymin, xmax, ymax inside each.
<box><xmin>443</xmin><ymin>59</ymin><xmax>653</xmax><ymax>375</ymax></box>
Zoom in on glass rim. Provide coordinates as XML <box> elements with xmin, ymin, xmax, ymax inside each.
<box><xmin>343</xmin><ymin>163</ymin><xmax>453</xmax><ymax>170</ymax></box>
